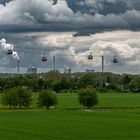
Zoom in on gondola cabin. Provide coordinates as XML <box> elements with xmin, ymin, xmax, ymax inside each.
<box><xmin>41</xmin><ymin>52</ymin><xmax>47</xmax><ymax>62</ymax></box>
<box><xmin>7</xmin><ymin>49</ymin><xmax>13</xmax><ymax>55</ymax></box>
<box><xmin>113</xmin><ymin>56</ymin><xmax>118</xmax><ymax>63</ymax></box>
<box><xmin>88</xmin><ymin>52</ymin><xmax>93</xmax><ymax>60</ymax></box>
<box><xmin>42</xmin><ymin>56</ymin><xmax>47</xmax><ymax>62</ymax></box>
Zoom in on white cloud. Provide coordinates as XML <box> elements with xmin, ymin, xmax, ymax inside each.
<box><xmin>1</xmin><ymin>32</ymin><xmax>140</xmax><ymax>73</ymax></box>
<box><xmin>37</xmin><ymin>32</ymin><xmax>75</xmax><ymax>48</ymax></box>
<box><xmin>32</xmin><ymin>30</ymin><xmax>140</xmax><ymax>73</ymax></box>
<box><xmin>41</xmin><ymin>30</ymin><xmax>140</xmax><ymax>73</ymax></box>
<box><xmin>88</xmin><ymin>31</ymin><xmax>140</xmax><ymax>72</ymax></box>
<box><xmin>0</xmin><ymin>0</ymin><xmax>73</xmax><ymax>24</ymax></box>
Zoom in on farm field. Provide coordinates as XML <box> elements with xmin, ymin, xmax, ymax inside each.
<box><xmin>56</xmin><ymin>93</ymin><xmax>140</xmax><ymax>110</ymax></box>
<box><xmin>0</xmin><ymin>93</ymin><xmax>140</xmax><ymax>140</ymax></box>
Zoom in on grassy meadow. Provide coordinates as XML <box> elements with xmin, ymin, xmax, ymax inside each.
<box><xmin>0</xmin><ymin>93</ymin><xmax>140</xmax><ymax>140</ymax></box>
<box><xmin>56</xmin><ymin>93</ymin><xmax>140</xmax><ymax>110</ymax></box>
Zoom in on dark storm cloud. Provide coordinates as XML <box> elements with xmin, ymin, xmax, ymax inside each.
<box><xmin>0</xmin><ymin>0</ymin><xmax>140</xmax><ymax>34</ymax></box>
<box><xmin>0</xmin><ymin>0</ymin><xmax>11</xmax><ymax>5</ymax></box>
<box><xmin>67</xmin><ymin>0</ymin><xmax>127</xmax><ymax>15</ymax></box>
<box><xmin>0</xmin><ymin>0</ymin><xmax>140</xmax><ymax>35</ymax></box>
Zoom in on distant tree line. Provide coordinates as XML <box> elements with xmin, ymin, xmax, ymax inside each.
<box><xmin>0</xmin><ymin>71</ymin><xmax>140</xmax><ymax>93</ymax></box>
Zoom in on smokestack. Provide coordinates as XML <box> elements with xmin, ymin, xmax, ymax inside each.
<box><xmin>17</xmin><ymin>59</ymin><xmax>20</xmax><ymax>74</ymax></box>
<box><xmin>53</xmin><ymin>55</ymin><xmax>56</xmax><ymax>72</ymax></box>
<box><xmin>102</xmin><ymin>55</ymin><xmax>104</xmax><ymax>73</ymax></box>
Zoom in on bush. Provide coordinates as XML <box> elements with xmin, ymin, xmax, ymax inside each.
<box><xmin>38</xmin><ymin>89</ymin><xmax>58</xmax><ymax>109</ymax></box>
<box><xmin>78</xmin><ymin>88</ymin><xmax>98</xmax><ymax>109</ymax></box>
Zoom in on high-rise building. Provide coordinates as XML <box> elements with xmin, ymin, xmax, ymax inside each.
<box><xmin>64</xmin><ymin>67</ymin><xmax>71</xmax><ymax>74</ymax></box>
<box><xmin>27</xmin><ymin>67</ymin><xmax>37</xmax><ymax>74</ymax></box>
<box><xmin>86</xmin><ymin>69</ymin><xmax>95</xmax><ymax>73</ymax></box>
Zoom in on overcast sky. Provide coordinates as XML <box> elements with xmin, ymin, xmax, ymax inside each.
<box><xmin>0</xmin><ymin>0</ymin><xmax>140</xmax><ymax>74</ymax></box>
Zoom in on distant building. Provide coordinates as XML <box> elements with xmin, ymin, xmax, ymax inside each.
<box><xmin>86</xmin><ymin>69</ymin><xmax>95</xmax><ymax>73</ymax></box>
<box><xmin>27</xmin><ymin>67</ymin><xmax>37</xmax><ymax>74</ymax></box>
<box><xmin>64</xmin><ymin>67</ymin><xmax>71</xmax><ymax>74</ymax></box>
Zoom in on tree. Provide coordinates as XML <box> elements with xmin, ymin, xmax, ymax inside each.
<box><xmin>78</xmin><ymin>88</ymin><xmax>98</xmax><ymax>109</ymax></box>
<box><xmin>128</xmin><ymin>76</ymin><xmax>140</xmax><ymax>92</ymax></box>
<box><xmin>17</xmin><ymin>88</ymin><xmax>32</xmax><ymax>109</ymax></box>
<box><xmin>2</xmin><ymin>88</ymin><xmax>32</xmax><ymax>109</ymax></box>
<box><xmin>38</xmin><ymin>89</ymin><xmax>58</xmax><ymax>109</ymax></box>
<box><xmin>2</xmin><ymin>88</ymin><xmax>19</xmax><ymax>109</ymax></box>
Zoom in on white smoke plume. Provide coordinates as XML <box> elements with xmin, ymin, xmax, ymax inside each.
<box><xmin>0</xmin><ymin>38</ymin><xmax>19</xmax><ymax>60</ymax></box>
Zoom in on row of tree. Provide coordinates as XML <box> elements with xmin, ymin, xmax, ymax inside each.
<box><xmin>1</xmin><ymin>87</ymin><xmax>98</xmax><ymax>110</ymax></box>
<box><xmin>0</xmin><ymin>71</ymin><xmax>139</xmax><ymax>93</ymax></box>
<box><xmin>1</xmin><ymin>88</ymin><xmax>32</xmax><ymax>109</ymax></box>
<box><xmin>1</xmin><ymin>88</ymin><xmax>57</xmax><ymax>109</ymax></box>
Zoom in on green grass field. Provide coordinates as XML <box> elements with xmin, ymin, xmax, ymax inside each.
<box><xmin>0</xmin><ymin>93</ymin><xmax>140</xmax><ymax>140</ymax></box>
<box><xmin>56</xmin><ymin>93</ymin><xmax>140</xmax><ymax>110</ymax></box>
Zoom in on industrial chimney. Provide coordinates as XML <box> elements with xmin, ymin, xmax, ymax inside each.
<box><xmin>17</xmin><ymin>59</ymin><xmax>20</xmax><ymax>74</ymax></box>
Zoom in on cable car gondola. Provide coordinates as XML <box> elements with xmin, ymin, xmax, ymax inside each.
<box><xmin>7</xmin><ymin>49</ymin><xmax>13</xmax><ymax>55</ymax></box>
<box><xmin>42</xmin><ymin>56</ymin><xmax>47</xmax><ymax>62</ymax></box>
<box><xmin>88</xmin><ymin>52</ymin><xmax>93</xmax><ymax>60</ymax></box>
<box><xmin>41</xmin><ymin>52</ymin><xmax>47</xmax><ymax>62</ymax></box>
<box><xmin>113</xmin><ymin>56</ymin><xmax>118</xmax><ymax>63</ymax></box>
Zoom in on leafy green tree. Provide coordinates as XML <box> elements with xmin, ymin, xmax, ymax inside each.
<box><xmin>2</xmin><ymin>88</ymin><xmax>32</xmax><ymax>109</ymax></box>
<box><xmin>17</xmin><ymin>88</ymin><xmax>32</xmax><ymax>109</ymax></box>
<box><xmin>128</xmin><ymin>76</ymin><xmax>140</xmax><ymax>92</ymax></box>
<box><xmin>78</xmin><ymin>88</ymin><xmax>98</xmax><ymax>109</ymax></box>
<box><xmin>2</xmin><ymin>88</ymin><xmax>19</xmax><ymax>109</ymax></box>
<box><xmin>38</xmin><ymin>89</ymin><xmax>58</xmax><ymax>109</ymax></box>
